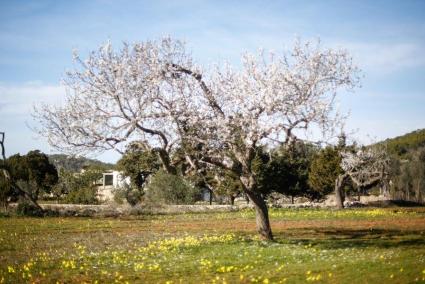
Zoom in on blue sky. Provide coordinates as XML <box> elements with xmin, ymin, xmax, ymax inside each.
<box><xmin>1</xmin><ymin>0</ymin><xmax>424</xmax><ymax>162</ymax></box>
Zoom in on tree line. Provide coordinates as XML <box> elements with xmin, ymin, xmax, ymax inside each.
<box><xmin>1</xmin><ymin>132</ymin><xmax>423</xmax><ymax>218</ymax></box>
<box><xmin>115</xmin><ymin>136</ymin><xmax>386</xmax><ymax>208</ymax></box>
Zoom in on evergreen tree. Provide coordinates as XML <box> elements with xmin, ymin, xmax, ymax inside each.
<box><xmin>256</xmin><ymin>142</ymin><xmax>316</xmax><ymax>201</ymax></box>
<box><xmin>7</xmin><ymin>150</ymin><xmax>58</xmax><ymax>200</ymax></box>
<box><xmin>308</xmin><ymin>146</ymin><xmax>343</xmax><ymax>199</ymax></box>
<box><xmin>116</xmin><ymin>143</ymin><xmax>161</xmax><ymax>190</ymax></box>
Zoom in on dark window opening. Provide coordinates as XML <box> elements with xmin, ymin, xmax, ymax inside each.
<box><xmin>104</xmin><ymin>174</ymin><xmax>113</xmax><ymax>186</ymax></box>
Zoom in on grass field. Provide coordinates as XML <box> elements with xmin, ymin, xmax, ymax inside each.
<box><xmin>1</xmin><ymin>207</ymin><xmax>425</xmax><ymax>283</ymax></box>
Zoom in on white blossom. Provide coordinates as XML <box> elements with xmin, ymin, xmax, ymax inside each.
<box><xmin>341</xmin><ymin>147</ymin><xmax>389</xmax><ymax>187</ymax></box>
<box><xmin>33</xmin><ymin>37</ymin><xmax>360</xmax><ymax>174</ymax></box>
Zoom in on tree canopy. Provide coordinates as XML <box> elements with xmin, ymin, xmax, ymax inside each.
<box><xmin>116</xmin><ymin>142</ymin><xmax>161</xmax><ymax>190</ymax></box>
<box><xmin>7</xmin><ymin>150</ymin><xmax>58</xmax><ymax>200</ymax></box>
<box><xmin>308</xmin><ymin>146</ymin><xmax>343</xmax><ymax>198</ymax></box>
<box><xmin>33</xmin><ymin>38</ymin><xmax>360</xmax><ymax>240</ymax></box>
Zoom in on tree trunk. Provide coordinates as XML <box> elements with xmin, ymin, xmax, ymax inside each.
<box><xmin>335</xmin><ymin>174</ymin><xmax>346</xmax><ymax>209</ymax></box>
<box><xmin>291</xmin><ymin>195</ymin><xmax>294</xmax><ymax>204</ymax></box>
<box><xmin>204</xmin><ymin>183</ymin><xmax>214</xmax><ymax>205</ymax></box>
<box><xmin>230</xmin><ymin>195</ymin><xmax>235</xmax><ymax>205</ymax></box>
<box><xmin>155</xmin><ymin>148</ymin><xmax>177</xmax><ymax>175</ymax></box>
<box><xmin>1</xmin><ymin>168</ymin><xmax>43</xmax><ymax>211</ymax></box>
<box><xmin>245</xmin><ymin>190</ymin><xmax>273</xmax><ymax>241</ymax></box>
<box><xmin>239</xmin><ymin>165</ymin><xmax>273</xmax><ymax>240</ymax></box>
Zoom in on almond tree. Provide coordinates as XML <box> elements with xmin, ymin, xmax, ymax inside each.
<box><xmin>336</xmin><ymin>147</ymin><xmax>390</xmax><ymax>209</ymax></box>
<box><xmin>34</xmin><ymin>38</ymin><xmax>360</xmax><ymax>240</ymax></box>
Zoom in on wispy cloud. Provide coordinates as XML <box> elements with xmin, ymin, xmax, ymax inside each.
<box><xmin>0</xmin><ymin>81</ymin><xmax>65</xmax><ymax>116</ymax></box>
<box><xmin>334</xmin><ymin>41</ymin><xmax>425</xmax><ymax>74</ymax></box>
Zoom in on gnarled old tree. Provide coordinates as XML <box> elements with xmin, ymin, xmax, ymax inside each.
<box><xmin>335</xmin><ymin>147</ymin><xmax>390</xmax><ymax>209</ymax></box>
<box><xmin>33</xmin><ymin>38</ymin><xmax>360</xmax><ymax>240</ymax></box>
<box><xmin>0</xmin><ymin>132</ymin><xmax>43</xmax><ymax>210</ymax></box>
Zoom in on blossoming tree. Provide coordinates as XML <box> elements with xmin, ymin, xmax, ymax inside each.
<box><xmin>34</xmin><ymin>38</ymin><xmax>360</xmax><ymax>240</ymax></box>
<box><xmin>336</xmin><ymin>147</ymin><xmax>390</xmax><ymax>209</ymax></box>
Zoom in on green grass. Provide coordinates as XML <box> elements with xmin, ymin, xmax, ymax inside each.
<box><xmin>1</xmin><ymin>207</ymin><xmax>425</xmax><ymax>283</ymax></box>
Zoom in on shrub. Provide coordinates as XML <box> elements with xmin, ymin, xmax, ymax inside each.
<box><xmin>126</xmin><ymin>188</ymin><xmax>143</xmax><ymax>206</ymax></box>
<box><xmin>144</xmin><ymin>170</ymin><xmax>201</xmax><ymax>205</ymax></box>
<box><xmin>112</xmin><ymin>188</ymin><xmax>126</xmax><ymax>205</ymax></box>
<box><xmin>64</xmin><ymin>185</ymin><xmax>99</xmax><ymax>204</ymax></box>
<box><xmin>55</xmin><ymin>168</ymin><xmax>103</xmax><ymax>204</ymax></box>
<box><xmin>113</xmin><ymin>184</ymin><xmax>143</xmax><ymax>206</ymax></box>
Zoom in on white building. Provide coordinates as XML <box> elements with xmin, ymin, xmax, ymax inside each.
<box><xmin>98</xmin><ymin>171</ymin><xmax>130</xmax><ymax>201</ymax></box>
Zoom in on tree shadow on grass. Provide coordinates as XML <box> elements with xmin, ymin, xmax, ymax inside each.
<box><xmin>273</xmin><ymin>228</ymin><xmax>425</xmax><ymax>250</ymax></box>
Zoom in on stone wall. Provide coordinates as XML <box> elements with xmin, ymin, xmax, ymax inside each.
<box><xmin>28</xmin><ymin>203</ymin><xmax>253</xmax><ymax>217</ymax></box>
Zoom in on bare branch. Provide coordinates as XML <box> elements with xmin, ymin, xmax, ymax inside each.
<box><xmin>341</xmin><ymin>146</ymin><xmax>389</xmax><ymax>188</ymax></box>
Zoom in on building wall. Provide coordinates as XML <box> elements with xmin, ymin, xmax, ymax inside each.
<box><xmin>98</xmin><ymin>171</ymin><xmax>131</xmax><ymax>202</ymax></box>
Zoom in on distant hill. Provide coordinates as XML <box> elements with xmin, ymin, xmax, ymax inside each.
<box><xmin>48</xmin><ymin>154</ymin><xmax>115</xmax><ymax>172</ymax></box>
<box><xmin>378</xmin><ymin>129</ymin><xmax>425</xmax><ymax>157</ymax></box>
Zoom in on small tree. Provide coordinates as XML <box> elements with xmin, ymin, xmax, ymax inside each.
<box><xmin>390</xmin><ymin>148</ymin><xmax>425</xmax><ymax>202</ymax></box>
<box><xmin>0</xmin><ymin>132</ymin><xmax>43</xmax><ymax>212</ymax></box>
<box><xmin>309</xmin><ymin>146</ymin><xmax>343</xmax><ymax>199</ymax></box>
<box><xmin>60</xmin><ymin>167</ymin><xmax>102</xmax><ymax>204</ymax></box>
<box><xmin>115</xmin><ymin>142</ymin><xmax>163</xmax><ymax>206</ymax></box>
<box><xmin>7</xmin><ymin>150</ymin><xmax>58</xmax><ymax>200</ymax></box>
<box><xmin>52</xmin><ymin>168</ymin><xmax>72</xmax><ymax>201</ymax></box>
<box><xmin>34</xmin><ymin>38</ymin><xmax>360</xmax><ymax>240</ymax></box>
<box><xmin>117</xmin><ymin>142</ymin><xmax>161</xmax><ymax>190</ymax></box>
<box><xmin>144</xmin><ymin>169</ymin><xmax>200</xmax><ymax>205</ymax></box>
<box><xmin>212</xmin><ymin>169</ymin><xmax>243</xmax><ymax>205</ymax></box>
<box><xmin>256</xmin><ymin>143</ymin><xmax>314</xmax><ymax>203</ymax></box>
<box><xmin>336</xmin><ymin>146</ymin><xmax>390</xmax><ymax>208</ymax></box>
